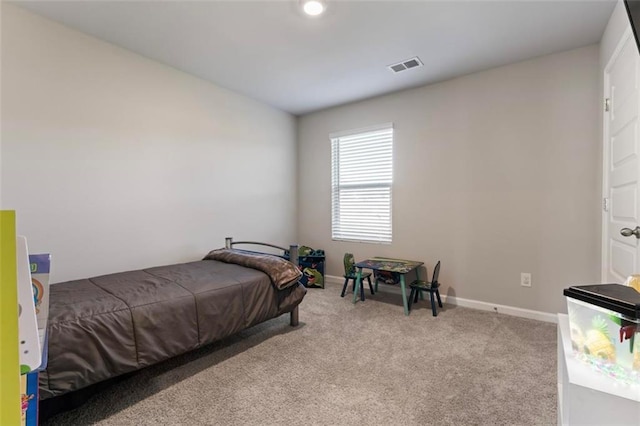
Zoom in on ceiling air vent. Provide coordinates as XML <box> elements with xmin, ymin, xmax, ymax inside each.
<box><xmin>388</xmin><ymin>56</ymin><xmax>423</xmax><ymax>73</ymax></box>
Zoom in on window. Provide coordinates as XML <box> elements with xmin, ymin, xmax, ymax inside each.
<box><xmin>331</xmin><ymin>123</ymin><xmax>393</xmax><ymax>243</ymax></box>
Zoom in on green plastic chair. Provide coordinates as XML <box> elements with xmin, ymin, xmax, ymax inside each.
<box><xmin>408</xmin><ymin>261</ymin><xmax>442</xmax><ymax>316</ymax></box>
<box><xmin>341</xmin><ymin>253</ymin><xmax>374</xmax><ymax>300</ymax></box>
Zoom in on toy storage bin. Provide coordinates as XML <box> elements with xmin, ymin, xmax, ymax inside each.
<box><xmin>298</xmin><ymin>255</ymin><xmax>325</xmax><ymax>288</ymax></box>
<box><xmin>287</xmin><ymin>246</ymin><xmax>325</xmax><ymax>288</ymax></box>
<box><xmin>563</xmin><ymin>284</ymin><xmax>640</xmax><ymax>385</ymax></box>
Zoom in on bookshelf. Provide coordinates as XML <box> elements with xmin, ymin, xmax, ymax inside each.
<box><xmin>1</xmin><ymin>211</ymin><xmax>21</xmax><ymax>425</ymax></box>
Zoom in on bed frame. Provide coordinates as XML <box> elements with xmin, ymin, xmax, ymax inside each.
<box><xmin>224</xmin><ymin>237</ymin><xmax>300</xmax><ymax>326</ymax></box>
<box><xmin>40</xmin><ymin>237</ymin><xmax>306</xmax><ymax>420</ymax></box>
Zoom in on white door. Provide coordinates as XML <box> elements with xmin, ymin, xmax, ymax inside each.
<box><xmin>603</xmin><ymin>28</ymin><xmax>640</xmax><ymax>283</ymax></box>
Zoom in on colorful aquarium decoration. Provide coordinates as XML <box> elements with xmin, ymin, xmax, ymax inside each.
<box><xmin>565</xmin><ymin>289</ymin><xmax>640</xmax><ymax>386</ymax></box>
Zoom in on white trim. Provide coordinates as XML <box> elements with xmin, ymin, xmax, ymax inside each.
<box><xmin>325</xmin><ymin>274</ymin><xmax>557</xmax><ymax>323</ymax></box>
<box><xmin>330</xmin><ymin>126</ymin><xmax>393</xmax><ymax>243</ymax></box>
<box><xmin>329</xmin><ymin>122</ymin><xmax>393</xmax><ymax>139</ymax></box>
<box><xmin>325</xmin><ymin>275</ymin><xmax>344</xmax><ymax>285</ymax></box>
<box><xmin>602</xmin><ymin>65</ymin><xmax>610</xmax><ymax>283</ymax></box>
<box><xmin>604</xmin><ymin>27</ymin><xmax>633</xmax><ymax>74</ymax></box>
<box><xmin>442</xmin><ymin>295</ymin><xmax>558</xmax><ymax>323</ymax></box>
<box><xmin>602</xmin><ymin>27</ymin><xmax>633</xmax><ymax>283</ymax></box>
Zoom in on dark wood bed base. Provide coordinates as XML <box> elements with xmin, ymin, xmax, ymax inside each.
<box><xmin>224</xmin><ymin>237</ymin><xmax>300</xmax><ymax>326</ymax></box>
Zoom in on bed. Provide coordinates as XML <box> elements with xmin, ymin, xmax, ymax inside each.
<box><xmin>38</xmin><ymin>238</ymin><xmax>307</xmax><ymax>406</ymax></box>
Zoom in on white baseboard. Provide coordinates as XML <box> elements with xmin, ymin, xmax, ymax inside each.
<box><xmin>325</xmin><ymin>275</ymin><xmax>345</xmax><ymax>285</ymax></box>
<box><xmin>324</xmin><ymin>274</ymin><xmax>557</xmax><ymax>324</ymax></box>
<box><xmin>442</xmin><ymin>295</ymin><xmax>558</xmax><ymax>323</ymax></box>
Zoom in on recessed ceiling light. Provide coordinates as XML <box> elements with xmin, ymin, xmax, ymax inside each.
<box><xmin>302</xmin><ymin>0</ymin><xmax>326</xmax><ymax>16</ymax></box>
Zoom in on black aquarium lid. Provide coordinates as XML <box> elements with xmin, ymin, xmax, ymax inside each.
<box><xmin>564</xmin><ymin>284</ymin><xmax>640</xmax><ymax>320</ymax></box>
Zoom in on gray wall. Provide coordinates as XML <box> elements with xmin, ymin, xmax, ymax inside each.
<box><xmin>1</xmin><ymin>3</ymin><xmax>607</xmax><ymax>314</ymax></box>
<box><xmin>1</xmin><ymin>4</ymin><xmax>298</xmax><ymax>282</ymax></box>
<box><xmin>298</xmin><ymin>45</ymin><xmax>601</xmax><ymax>314</ymax></box>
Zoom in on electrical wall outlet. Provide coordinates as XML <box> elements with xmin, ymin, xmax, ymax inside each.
<box><xmin>521</xmin><ymin>272</ymin><xmax>532</xmax><ymax>287</ymax></box>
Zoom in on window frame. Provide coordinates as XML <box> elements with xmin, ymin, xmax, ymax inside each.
<box><xmin>330</xmin><ymin>123</ymin><xmax>394</xmax><ymax>244</ymax></box>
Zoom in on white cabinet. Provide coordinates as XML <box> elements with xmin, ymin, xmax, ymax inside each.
<box><xmin>557</xmin><ymin>314</ymin><xmax>640</xmax><ymax>425</ymax></box>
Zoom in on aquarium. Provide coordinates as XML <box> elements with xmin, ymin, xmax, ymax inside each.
<box><xmin>564</xmin><ymin>284</ymin><xmax>640</xmax><ymax>386</ymax></box>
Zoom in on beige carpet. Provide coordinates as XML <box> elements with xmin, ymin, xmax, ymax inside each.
<box><xmin>44</xmin><ymin>282</ymin><xmax>557</xmax><ymax>425</ymax></box>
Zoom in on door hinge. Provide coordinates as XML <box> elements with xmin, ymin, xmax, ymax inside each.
<box><xmin>604</xmin><ymin>197</ymin><xmax>610</xmax><ymax>212</ymax></box>
<box><xmin>605</xmin><ymin>98</ymin><xmax>611</xmax><ymax>112</ymax></box>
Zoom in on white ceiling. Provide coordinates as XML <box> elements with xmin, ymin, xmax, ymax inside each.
<box><xmin>12</xmin><ymin>0</ymin><xmax>617</xmax><ymax>116</ymax></box>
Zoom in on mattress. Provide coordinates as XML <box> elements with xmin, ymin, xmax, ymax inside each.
<box><xmin>39</xmin><ymin>258</ymin><xmax>306</xmax><ymax>399</ymax></box>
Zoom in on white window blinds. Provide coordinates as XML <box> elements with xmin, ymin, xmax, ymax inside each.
<box><xmin>331</xmin><ymin>124</ymin><xmax>393</xmax><ymax>243</ymax></box>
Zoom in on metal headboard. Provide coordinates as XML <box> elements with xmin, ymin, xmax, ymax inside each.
<box><xmin>225</xmin><ymin>237</ymin><xmax>299</xmax><ymax>266</ymax></box>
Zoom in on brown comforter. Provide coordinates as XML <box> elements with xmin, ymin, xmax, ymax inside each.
<box><xmin>39</xmin><ymin>254</ymin><xmax>306</xmax><ymax>399</ymax></box>
<box><xmin>203</xmin><ymin>248</ymin><xmax>302</xmax><ymax>289</ymax></box>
